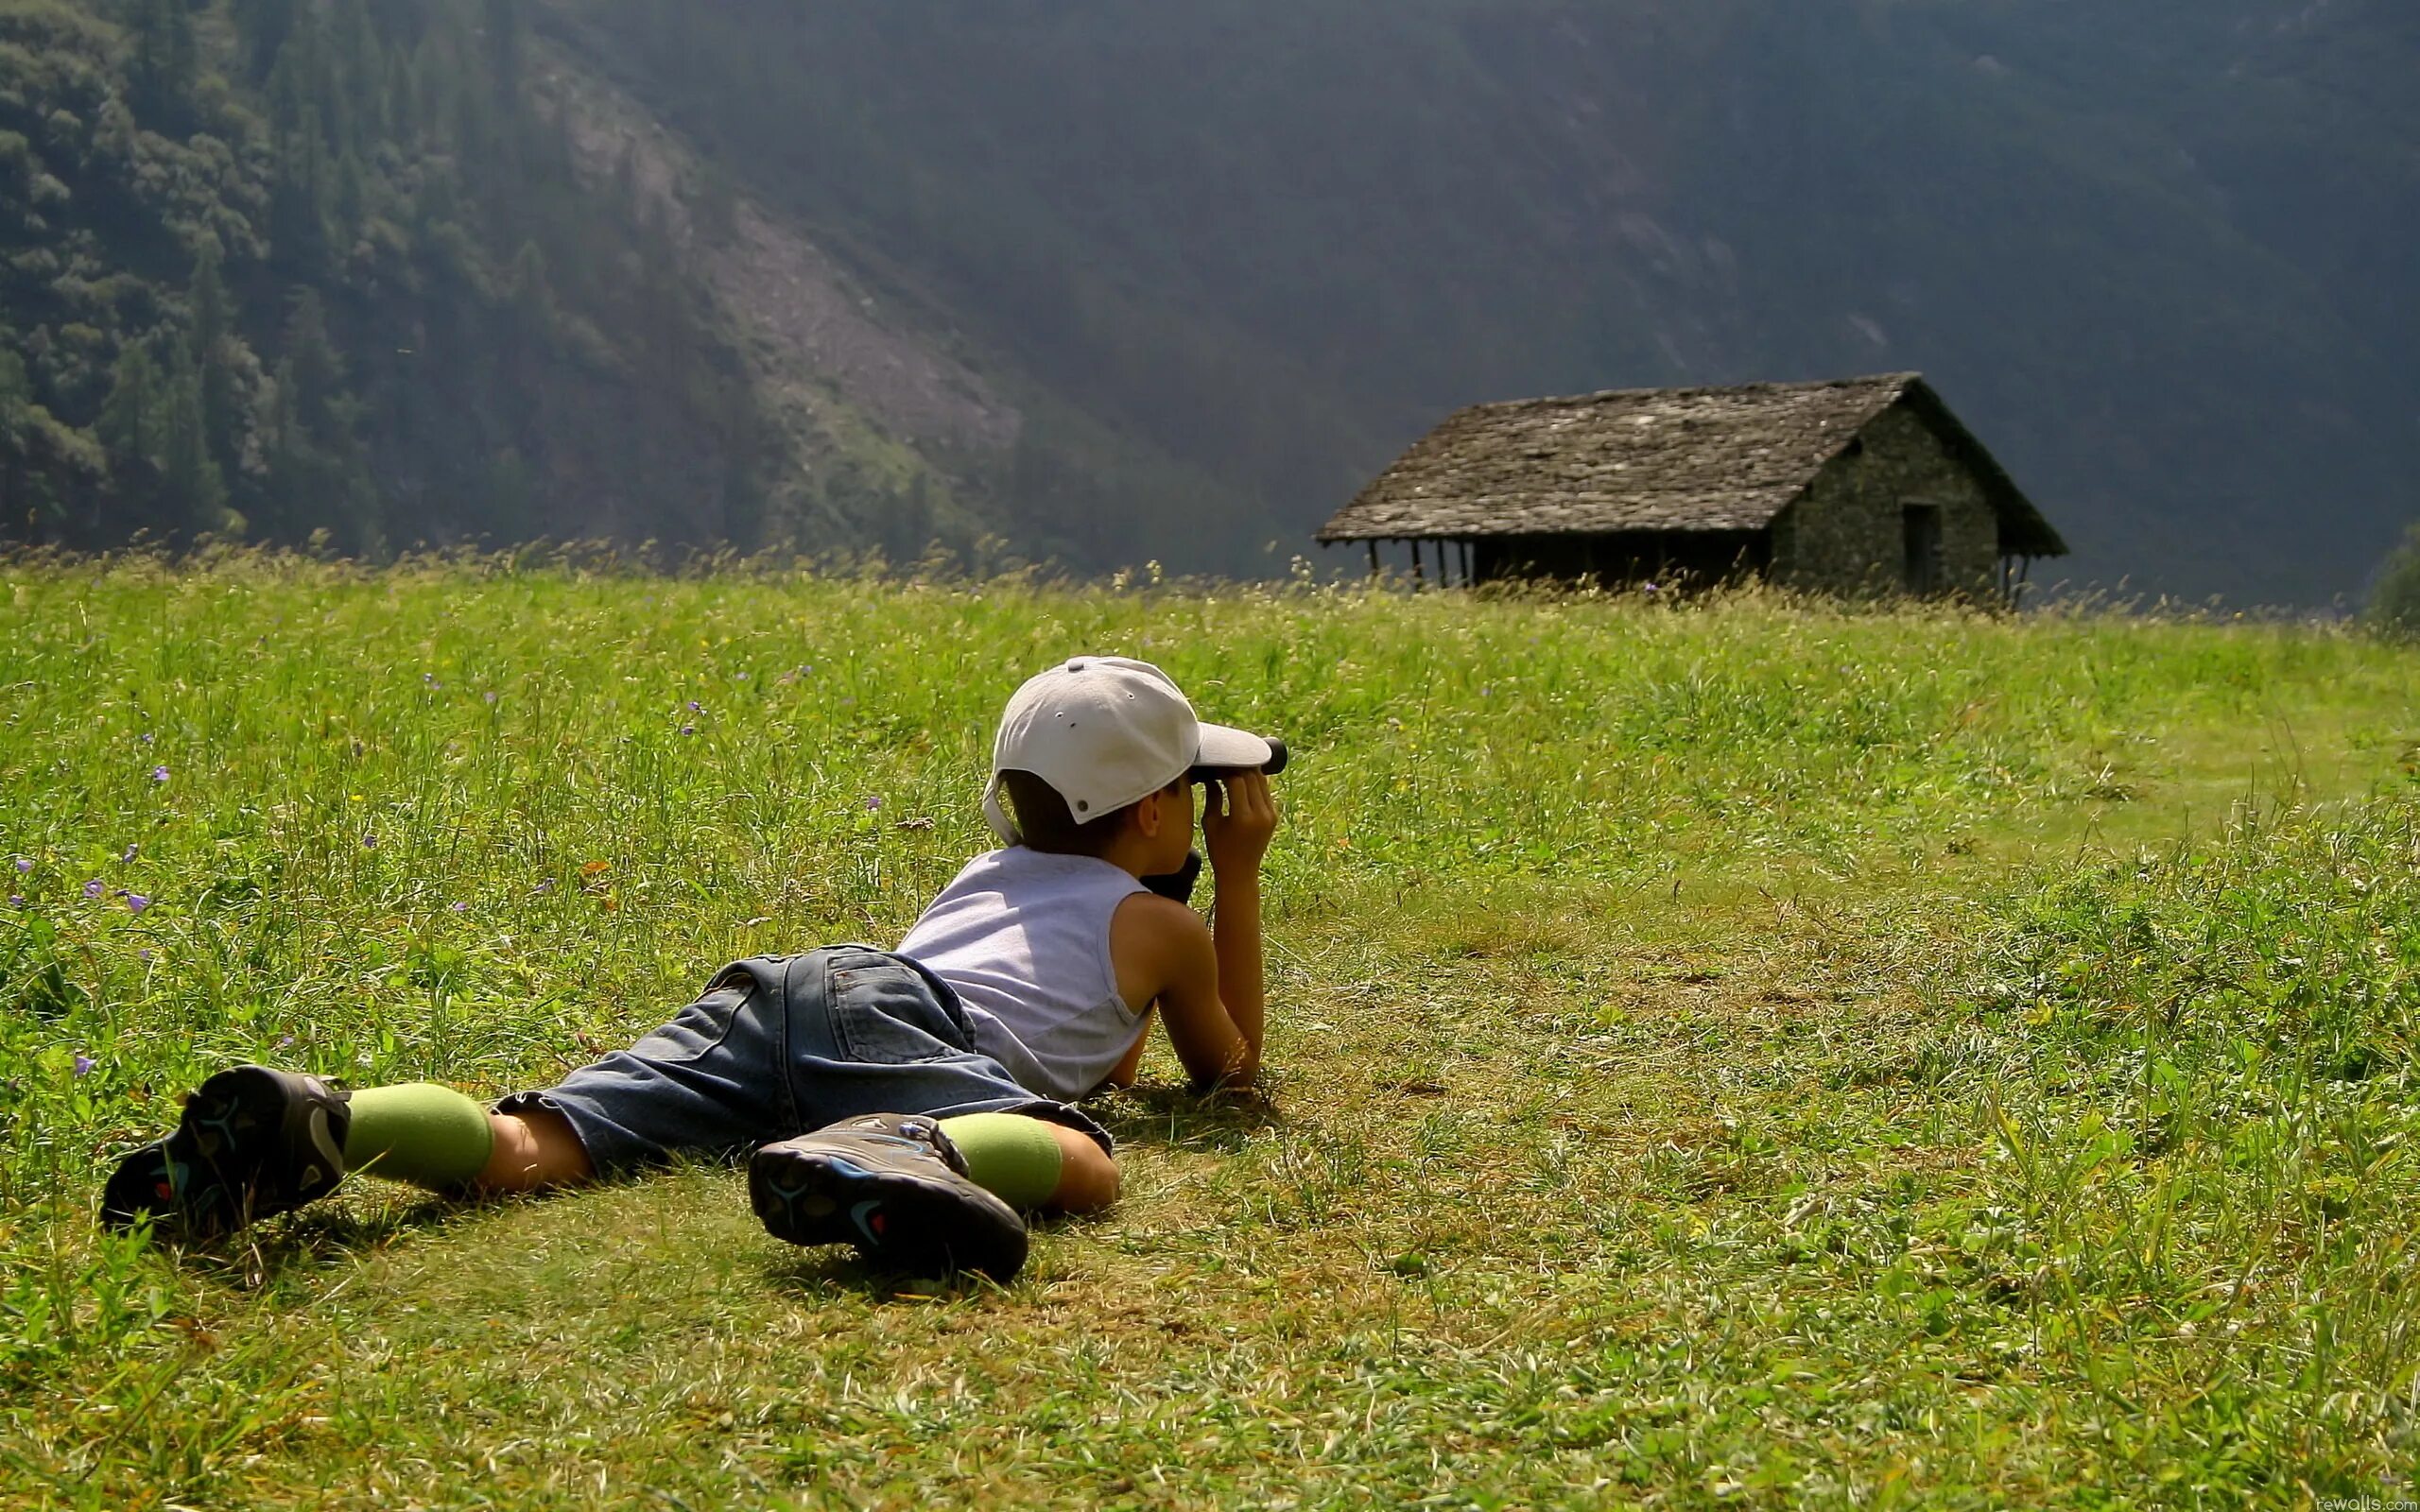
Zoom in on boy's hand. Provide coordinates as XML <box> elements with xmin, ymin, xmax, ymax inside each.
<box><xmin>1202</xmin><ymin>769</ymin><xmax>1278</xmax><ymax>878</ymax></box>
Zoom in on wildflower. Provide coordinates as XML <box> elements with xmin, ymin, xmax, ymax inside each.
<box><xmin>451</xmin><ymin>902</ymin><xmax>469</xmax><ymax>914</ymax></box>
<box><xmin>11</xmin><ymin>857</ymin><xmax>29</xmax><ymax>873</ymax></box>
<box><xmin>127</xmin><ymin>894</ymin><xmax>151</xmax><ymax>916</ymax></box>
<box><xmin>1479</xmin><ymin>687</ymin><xmax>1492</xmax><ymax>697</ymax></box>
<box><xmin>680</xmin><ymin>725</ymin><xmax>696</xmax><ymax>737</ymax></box>
<box><xmin>140</xmin><ymin>731</ymin><xmax>154</xmax><ymax>745</ymax></box>
<box><xmin>73</xmin><ymin>1054</ymin><xmax>95</xmax><ymax>1079</ymax></box>
<box><xmin>865</xmin><ymin>795</ymin><xmax>883</xmax><ymax>813</ymax></box>
<box><xmin>151</xmin><ymin>765</ymin><xmax>170</xmax><ymax>783</ymax></box>
<box><xmin>121</xmin><ymin>844</ymin><xmax>138</xmax><ymax>864</ymax></box>
<box><xmin>277</xmin><ymin>1034</ymin><xmax>296</xmax><ymax>1050</ymax></box>
<box><xmin>484</xmin><ymin>691</ymin><xmax>498</xmax><ymax>706</ymax></box>
<box><xmin>532</xmin><ymin>879</ymin><xmax>556</xmax><ymax>897</ymax></box>
<box><xmin>138</xmin><ymin>949</ymin><xmax>154</xmax><ymax>963</ymax></box>
<box><xmin>83</xmin><ymin>879</ymin><xmax>103</xmax><ymax>900</ymax></box>
<box><xmin>1643</xmin><ymin>582</ymin><xmax>1660</xmax><ymax>594</ymax></box>
<box><xmin>8</xmin><ymin>895</ymin><xmax>23</xmax><ymax>908</ymax></box>
<box><xmin>364</xmin><ymin>833</ymin><xmax>378</xmax><ymax>850</ymax></box>
<box><xmin>687</xmin><ymin>701</ymin><xmax>702</xmax><ymax>713</ymax></box>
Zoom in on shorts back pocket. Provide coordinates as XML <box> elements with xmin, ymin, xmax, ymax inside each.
<box><xmin>827</xmin><ymin>958</ymin><xmax>969</xmax><ymax>1065</ymax></box>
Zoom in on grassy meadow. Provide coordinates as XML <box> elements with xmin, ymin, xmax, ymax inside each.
<box><xmin>1</xmin><ymin>556</ymin><xmax>2416</xmax><ymax>1509</ymax></box>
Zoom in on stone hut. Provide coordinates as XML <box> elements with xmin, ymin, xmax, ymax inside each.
<box><xmin>1317</xmin><ymin>373</ymin><xmax>2067</xmax><ymax>599</ymax></box>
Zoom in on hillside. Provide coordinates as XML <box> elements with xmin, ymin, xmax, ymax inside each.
<box><xmin>1</xmin><ymin>2</ymin><xmax>2415</xmax><ymax>599</ymax></box>
<box><xmin>549</xmin><ymin>0</ymin><xmax>2420</xmax><ymax>601</ymax></box>
<box><xmin>0</xmin><ymin>0</ymin><xmax>1017</xmax><ymax>559</ymax></box>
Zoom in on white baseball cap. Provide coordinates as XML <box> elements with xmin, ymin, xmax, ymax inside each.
<box><xmin>983</xmin><ymin>656</ymin><xmax>1273</xmax><ymax>845</ymax></box>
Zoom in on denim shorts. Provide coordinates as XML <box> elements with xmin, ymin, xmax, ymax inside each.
<box><xmin>496</xmin><ymin>946</ymin><xmax>1112</xmax><ymax>1176</ymax></box>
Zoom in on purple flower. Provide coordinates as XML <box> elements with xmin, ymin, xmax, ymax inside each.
<box><xmin>150</xmin><ymin>766</ymin><xmax>170</xmax><ymax>783</ymax></box>
<box><xmin>140</xmin><ymin>731</ymin><xmax>154</xmax><ymax>745</ymax></box>
<box><xmin>680</xmin><ymin>725</ymin><xmax>696</xmax><ymax>737</ymax></box>
<box><xmin>450</xmin><ymin>901</ymin><xmax>469</xmax><ymax>914</ymax></box>
<box><xmin>138</xmin><ymin>948</ymin><xmax>154</xmax><ymax>963</ymax></box>
<box><xmin>687</xmin><ymin>701</ymin><xmax>702</xmax><ymax>713</ymax></box>
<box><xmin>1643</xmin><ymin>582</ymin><xmax>1660</xmax><ymax>594</ymax></box>
<box><xmin>121</xmin><ymin>844</ymin><xmax>138</xmax><ymax>864</ymax></box>
<box><xmin>363</xmin><ymin>833</ymin><xmax>378</xmax><ymax>850</ymax></box>
<box><xmin>9</xmin><ymin>895</ymin><xmax>23</xmax><ymax>908</ymax></box>
<box><xmin>483</xmin><ymin>691</ymin><xmax>498</xmax><ymax>706</ymax></box>
<box><xmin>533</xmin><ymin>879</ymin><xmax>556</xmax><ymax>896</ymax></box>
<box><xmin>11</xmin><ymin>857</ymin><xmax>29</xmax><ymax>874</ymax></box>
<box><xmin>126</xmin><ymin>894</ymin><xmax>151</xmax><ymax>916</ymax></box>
<box><xmin>276</xmin><ymin>1034</ymin><xmax>296</xmax><ymax>1049</ymax></box>
<box><xmin>864</xmin><ymin>795</ymin><xmax>883</xmax><ymax>813</ymax></box>
<box><xmin>1479</xmin><ymin>687</ymin><xmax>1492</xmax><ymax>697</ymax></box>
<box><xmin>73</xmin><ymin>1054</ymin><xmax>95</xmax><ymax>1078</ymax></box>
<box><xmin>83</xmin><ymin>879</ymin><xmax>103</xmax><ymax>900</ymax></box>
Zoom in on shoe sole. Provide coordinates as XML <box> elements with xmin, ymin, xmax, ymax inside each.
<box><xmin>99</xmin><ymin>1066</ymin><xmax>342</xmax><ymax>1240</ymax></box>
<box><xmin>748</xmin><ymin>1143</ymin><xmax>1028</xmax><ymax>1283</ymax></box>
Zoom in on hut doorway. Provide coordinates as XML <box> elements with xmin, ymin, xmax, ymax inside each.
<box><xmin>1902</xmin><ymin>504</ymin><xmax>1944</xmax><ymax>595</ymax></box>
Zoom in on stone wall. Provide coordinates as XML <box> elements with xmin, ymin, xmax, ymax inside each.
<box><xmin>1767</xmin><ymin>401</ymin><xmax>2002</xmax><ymax>598</ymax></box>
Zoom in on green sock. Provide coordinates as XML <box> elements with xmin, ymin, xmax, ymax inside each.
<box><xmin>343</xmin><ymin>1084</ymin><xmax>495</xmax><ymax>1192</ymax></box>
<box><xmin>937</xmin><ymin>1113</ymin><xmax>1065</xmax><ymax>1210</ymax></box>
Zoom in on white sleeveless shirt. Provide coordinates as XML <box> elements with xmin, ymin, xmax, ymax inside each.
<box><xmin>897</xmin><ymin>848</ymin><xmax>1150</xmax><ymax>1101</ymax></box>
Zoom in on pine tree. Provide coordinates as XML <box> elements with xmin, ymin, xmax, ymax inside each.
<box><xmin>386</xmin><ymin>46</ymin><xmax>420</xmax><ymax>148</ymax></box>
<box><xmin>233</xmin><ymin>0</ymin><xmax>302</xmax><ymax>81</ymax></box>
<box><xmin>159</xmin><ymin>342</ymin><xmax>229</xmax><ymax>533</ymax></box>
<box><xmin>483</xmin><ymin>0</ymin><xmax>525</xmax><ymax>112</ymax></box>
<box><xmin>268</xmin><ymin>108</ymin><xmax>333</xmax><ymax>273</ymax></box>
<box><xmin>186</xmin><ymin>243</ymin><xmax>242</xmax><ymax>478</ymax></box>
<box><xmin>96</xmin><ymin>343</ymin><xmax>161</xmax><ymax>465</ymax></box>
<box><xmin>125</xmin><ymin>0</ymin><xmax>199</xmax><ymax>131</ymax></box>
<box><xmin>508</xmin><ymin>241</ymin><xmax>553</xmax><ymax>332</ymax></box>
<box><xmin>283</xmin><ymin>290</ymin><xmax>349</xmax><ymax>447</ymax></box>
<box><xmin>331</xmin><ymin>0</ymin><xmax>388</xmax><ymax>144</ymax></box>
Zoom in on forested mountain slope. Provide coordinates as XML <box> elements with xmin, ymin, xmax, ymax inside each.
<box><xmin>2</xmin><ymin>1</ymin><xmax>2413</xmax><ymax>600</ymax></box>
<box><xmin>0</xmin><ymin>0</ymin><xmax>1008</xmax><ymax>558</ymax></box>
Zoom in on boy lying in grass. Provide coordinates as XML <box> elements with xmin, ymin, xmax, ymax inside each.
<box><xmin>100</xmin><ymin>657</ymin><xmax>1280</xmax><ymax>1283</ymax></box>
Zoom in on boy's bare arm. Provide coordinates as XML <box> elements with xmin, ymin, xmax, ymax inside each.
<box><xmin>1202</xmin><ymin>769</ymin><xmax>1275</xmax><ymax>1073</ymax></box>
<box><xmin>1112</xmin><ymin>897</ymin><xmax>1253</xmax><ymax>1089</ymax></box>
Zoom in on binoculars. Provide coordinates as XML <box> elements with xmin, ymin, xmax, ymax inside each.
<box><xmin>1150</xmin><ymin>739</ymin><xmax>1288</xmax><ymax>904</ymax></box>
<box><xmin>1188</xmin><ymin>737</ymin><xmax>1288</xmax><ymax>784</ymax></box>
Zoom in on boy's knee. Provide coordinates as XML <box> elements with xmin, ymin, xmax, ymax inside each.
<box><xmin>477</xmin><ymin>1108</ymin><xmax>594</xmax><ymax>1194</ymax></box>
<box><xmin>1047</xmin><ymin>1125</ymin><xmax>1119</xmax><ymax>1212</ymax></box>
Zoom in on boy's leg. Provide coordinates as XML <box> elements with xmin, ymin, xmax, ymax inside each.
<box><xmin>311</xmin><ymin>1088</ymin><xmax>596</xmax><ymax>1195</ymax></box>
<box><xmin>99</xmin><ymin>1070</ymin><xmax>579</xmax><ymax>1240</ymax></box>
<box><xmin>475</xmin><ymin>1105</ymin><xmax>594</xmax><ymax>1193</ymax></box>
<box><xmin>747</xmin><ymin>948</ymin><xmax>1129</xmax><ymax>1280</ymax></box>
<box><xmin>936</xmin><ymin>1113</ymin><xmax>1118</xmax><ymax>1212</ymax></box>
<box><xmin>102</xmin><ymin>957</ymin><xmax>794</xmax><ymax>1240</ymax></box>
<box><xmin>99</xmin><ymin>1065</ymin><xmax>354</xmax><ymax>1239</ymax></box>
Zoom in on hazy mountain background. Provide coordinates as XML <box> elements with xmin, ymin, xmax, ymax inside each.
<box><xmin>2</xmin><ymin>0</ymin><xmax>2413</xmax><ymax>604</ymax></box>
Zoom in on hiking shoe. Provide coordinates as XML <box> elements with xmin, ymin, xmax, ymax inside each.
<box><xmin>98</xmin><ymin>1065</ymin><xmax>352</xmax><ymax>1242</ymax></box>
<box><xmin>749</xmin><ymin>1114</ymin><xmax>1028</xmax><ymax>1283</ymax></box>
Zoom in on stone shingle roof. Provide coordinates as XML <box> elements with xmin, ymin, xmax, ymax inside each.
<box><xmin>1318</xmin><ymin>373</ymin><xmax>2067</xmax><ymax>557</ymax></box>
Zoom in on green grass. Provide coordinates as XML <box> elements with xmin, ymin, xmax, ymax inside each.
<box><xmin>1</xmin><ymin>557</ymin><xmax>2415</xmax><ymax>1508</ymax></box>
